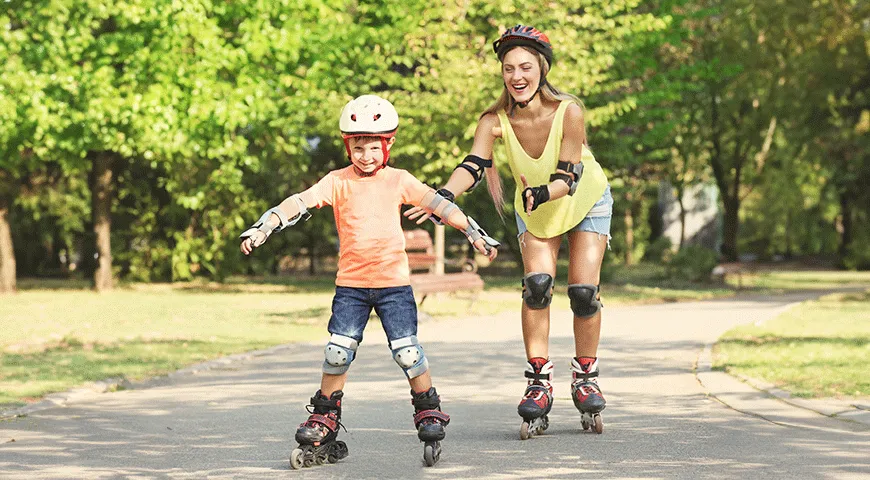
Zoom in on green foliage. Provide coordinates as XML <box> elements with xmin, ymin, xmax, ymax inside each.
<box><xmin>2</xmin><ymin>0</ymin><xmax>868</xmax><ymax>282</ymax></box>
<box><xmin>667</xmin><ymin>244</ymin><xmax>719</xmax><ymax>281</ymax></box>
<box><xmin>643</xmin><ymin>236</ymin><xmax>674</xmax><ymax>263</ymax></box>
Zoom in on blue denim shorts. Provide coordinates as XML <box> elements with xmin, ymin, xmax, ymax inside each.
<box><xmin>328</xmin><ymin>285</ymin><xmax>418</xmax><ymax>344</ymax></box>
<box><xmin>516</xmin><ymin>185</ymin><xmax>614</xmax><ymax>240</ymax></box>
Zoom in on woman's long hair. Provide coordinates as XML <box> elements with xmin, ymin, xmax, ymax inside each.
<box><xmin>482</xmin><ymin>47</ymin><xmax>585</xmax><ymax>217</ymax></box>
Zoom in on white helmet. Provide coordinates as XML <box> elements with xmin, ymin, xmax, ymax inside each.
<box><xmin>339</xmin><ymin>95</ymin><xmax>398</xmax><ymax>171</ymax></box>
<box><xmin>339</xmin><ymin>94</ymin><xmax>399</xmax><ymax>136</ymax></box>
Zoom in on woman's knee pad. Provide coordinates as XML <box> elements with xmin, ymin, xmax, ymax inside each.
<box><xmin>322</xmin><ymin>334</ymin><xmax>359</xmax><ymax>375</ymax></box>
<box><xmin>523</xmin><ymin>273</ymin><xmax>554</xmax><ymax>309</ymax></box>
<box><xmin>568</xmin><ymin>284</ymin><xmax>603</xmax><ymax>318</ymax></box>
<box><xmin>390</xmin><ymin>335</ymin><xmax>429</xmax><ymax>379</ymax></box>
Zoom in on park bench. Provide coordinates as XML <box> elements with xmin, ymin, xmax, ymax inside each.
<box><xmin>404</xmin><ymin>229</ymin><xmax>484</xmax><ymax>305</ymax></box>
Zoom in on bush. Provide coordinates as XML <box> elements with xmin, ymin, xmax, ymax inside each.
<box><xmin>643</xmin><ymin>236</ymin><xmax>674</xmax><ymax>263</ymax></box>
<box><xmin>667</xmin><ymin>245</ymin><xmax>719</xmax><ymax>281</ymax></box>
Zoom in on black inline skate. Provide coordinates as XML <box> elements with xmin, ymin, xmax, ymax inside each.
<box><xmin>411</xmin><ymin>387</ymin><xmax>450</xmax><ymax>466</ymax></box>
<box><xmin>517</xmin><ymin>357</ymin><xmax>554</xmax><ymax>440</ymax></box>
<box><xmin>571</xmin><ymin>356</ymin><xmax>605</xmax><ymax>434</ymax></box>
<box><xmin>290</xmin><ymin>390</ymin><xmax>348</xmax><ymax>469</ymax></box>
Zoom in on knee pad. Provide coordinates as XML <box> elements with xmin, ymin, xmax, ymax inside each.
<box><xmin>390</xmin><ymin>335</ymin><xmax>429</xmax><ymax>379</ymax></box>
<box><xmin>522</xmin><ymin>273</ymin><xmax>554</xmax><ymax>310</ymax></box>
<box><xmin>568</xmin><ymin>284</ymin><xmax>603</xmax><ymax>318</ymax></box>
<box><xmin>322</xmin><ymin>334</ymin><xmax>359</xmax><ymax>375</ymax></box>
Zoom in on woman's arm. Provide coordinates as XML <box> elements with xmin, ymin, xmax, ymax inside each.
<box><xmin>405</xmin><ymin>113</ymin><xmax>501</xmax><ymax>224</ymax></box>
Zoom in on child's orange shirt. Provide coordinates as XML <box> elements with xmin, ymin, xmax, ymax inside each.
<box><xmin>299</xmin><ymin>166</ymin><xmax>431</xmax><ymax>288</ymax></box>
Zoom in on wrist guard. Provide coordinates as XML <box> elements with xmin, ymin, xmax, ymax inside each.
<box><xmin>463</xmin><ymin>216</ymin><xmax>500</xmax><ymax>254</ymax></box>
<box><xmin>522</xmin><ymin>185</ymin><xmax>550</xmax><ymax>212</ymax></box>
<box><xmin>429</xmin><ymin>188</ymin><xmax>455</xmax><ymax>225</ymax></box>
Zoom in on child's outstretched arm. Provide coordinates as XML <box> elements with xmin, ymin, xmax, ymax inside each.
<box><xmin>416</xmin><ymin>189</ymin><xmax>500</xmax><ymax>261</ymax></box>
<box><xmin>239</xmin><ymin>192</ymin><xmax>315</xmax><ymax>255</ymax></box>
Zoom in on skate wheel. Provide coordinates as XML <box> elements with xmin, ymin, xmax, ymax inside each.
<box><xmin>593</xmin><ymin>414</ymin><xmax>603</xmax><ymax>434</ymax></box>
<box><xmin>539</xmin><ymin>415</ymin><xmax>549</xmax><ymax>433</ymax></box>
<box><xmin>423</xmin><ymin>443</ymin><xmax>438</xmax><ymax>467</ymax></box>
<box><xmin>520</xmin><ymin>421</ymin><xmax>531</xmax><ymax>440</ymax></box>
<box><xmin>289</xmin><ymin>448</ymin><xmax>304</xmax><ymax>470</ymax></box>
<box><xmin>314</xmin><ymin>453</ymin><xmax>325</xmax><ymax>465</ymax></box>
<box><xmin>335</xmin><ymin>440</ymin><xmax>349</xmax><ymax>460</ymax></box>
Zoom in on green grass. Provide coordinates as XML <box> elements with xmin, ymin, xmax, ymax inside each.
<box><xmin>4</xmin><ymin>266</ymin><xmax>867</xmax><ymax>407</ymax></box>
<box><xmin>714</xmin><ymin>290</ymin><xmax>870</xmax><ymax>398</ymax></box>
<box><xmin>0</xmin><ymin>287</ymin><xmax>330</xmax><ymax>406</ymax></box>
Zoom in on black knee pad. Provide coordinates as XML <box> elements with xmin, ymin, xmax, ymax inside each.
<box><xmin>522</xmin><ymin>273</ymin><xmax>554</xmax><ymax>309</ymax></box>
<box><xmin>568</xmin><ymin>284</ymin><xmax>602</xmax><ymax>318</ymax></box>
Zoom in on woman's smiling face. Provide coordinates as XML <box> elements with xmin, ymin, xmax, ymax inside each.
<box><xmin>501</xmin><ymin>47</ymin><xmax>541</xmax><ymax>103</ymax></box>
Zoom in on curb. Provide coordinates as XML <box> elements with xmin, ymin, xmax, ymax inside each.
<box><xmin>0</xmin><ymin>343</ymin><xmax>304</xmax><ymax>421</ymax></box>
<box><xmin>696</xmin><ymin>342</ymin><xmax>870</xmax><ymax>433</ymax></box>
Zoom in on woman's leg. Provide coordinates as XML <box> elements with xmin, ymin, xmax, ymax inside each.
<box><xmin>567</xmin><ymin>230</ymin><xmax>608</xmax><ymax>357</ymax></box>
<box><xmin>519</xmin><ymin>231</ymin><xmax>562</xmax><ymax>358</ymax></box>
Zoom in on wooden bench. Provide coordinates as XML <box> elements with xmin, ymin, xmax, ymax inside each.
<box><xmin>404</xmin><ymin>229</ymin><xmax>484</xmax><ymax>305</ymax></box>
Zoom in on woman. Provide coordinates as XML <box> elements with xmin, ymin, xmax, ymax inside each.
<box><xmin>406</xmin><ymin>25</ymin><xmax>613</xmax><ymax>437</ymax></box>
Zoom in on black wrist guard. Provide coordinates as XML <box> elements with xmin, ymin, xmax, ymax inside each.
<box><xmin>522</xmin><ymin>185</ymin><xmax>550</xmax><ymax>212</ymax></box>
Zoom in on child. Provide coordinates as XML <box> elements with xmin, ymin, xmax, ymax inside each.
<box><xmin>239</xmin><ymin>94</ymin><xmax>500</xmax><ymax>468</ymax></box>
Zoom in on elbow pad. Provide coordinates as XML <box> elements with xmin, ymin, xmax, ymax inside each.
<box><xmin>454</xmin><ymin>155</ymin><xmax>492</xmax><ymax>190</ymax></box>
<box><xmin>549</xmin><ymin>161</ymin><xmax>584</xmax><ymax>196</ymax></box>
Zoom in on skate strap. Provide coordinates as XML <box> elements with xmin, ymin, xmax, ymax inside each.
<box><xmin>413</xmin><ymin>409</ymin><xmax>450</xmax><ymax>427</ymax></box>
<box><xmin>524</xmin><ymin>371</ymin><xmax>551</xmax><ymax>381</ymax></box>
<box><xmin>307</xmin><ymin>413</ymin><xmax>338</xmax><ymax>431</ymax></box>
<box><xmin>572</xmin><ymin>370</ymin><xmax>599</xmax><ymax>381</ymax></box>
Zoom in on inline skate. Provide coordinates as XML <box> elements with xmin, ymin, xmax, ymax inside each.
<box><xmin>290</xmin><ymin>390</ymin><xmax>349</xmax><ymax>469</ymax></box>
<box><xmin>517</xmin><ymin>357</ymin><xmax>553</xmax><ymax>440</ymax></box>
<box><xmin>571</xmin><ymin>356</ymin><xmax>605</xmax><ymax>434</ymax></box>
<box><xmin>411</xmin><ymin>387</ymin><xmax>450</xmax><ymax>466</ymax></box>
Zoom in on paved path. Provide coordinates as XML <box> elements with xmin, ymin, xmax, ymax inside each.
<box><xmin>2</xmin><ymin>292</ymin><xmax>868</xmax><ymax>479</ymax></box>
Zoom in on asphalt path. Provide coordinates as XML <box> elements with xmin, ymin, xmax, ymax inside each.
<box><xmin>2</xmin><ymin>292</ymin><xmax>868</xmax><ymax>479</ymax></box>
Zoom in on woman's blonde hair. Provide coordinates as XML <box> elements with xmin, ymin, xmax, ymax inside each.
<box><xmin>481</xmin><ymin>47</ymin><xmax>585</xmax><ymax>217</ymax></box>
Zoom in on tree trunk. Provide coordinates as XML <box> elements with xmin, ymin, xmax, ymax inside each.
<box><xmin>721</xmin><ymin>194</ymin><xmax>740</xmax><ymax>261</ymax></box>
<box><xmin>623</xmin><ymin>195</ymin><xmax>634</xmax><ymax>265</ymax></box>
<box><xmin>676</xmin><ymin>186</ymin><xmax>687</xmax><ymax>249</ymax></box>
<box><xmin>0</xmin><ymin>201</ymin><xmax>16</xmax><ymax>294</ymax></box>
<box><xmin>92</xmin><ymin>152</ymin><xmax>115</xmax><ymax>291</ymax></box>
<box><xmin>838</xmin><ymin>191</ymin><xmax>853</xmax><ymax>261</ymax></box>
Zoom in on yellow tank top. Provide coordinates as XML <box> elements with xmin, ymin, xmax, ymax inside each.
<box><xmin>497</xmin><ymin>100</ymin><xmax>608</xmax><ymax>238</ymax></box>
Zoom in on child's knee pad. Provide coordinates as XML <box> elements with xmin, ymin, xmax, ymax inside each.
<box><xmin>390</xmin><ymin>335</ymin><xmax>429</xmax><ymax>379</ymax></box>
<box><xmin>567</xmin><ymin>284</ymin><xmax>602</xmax><ymax>318</ymax></box>
<box><xmin>322</xmin><ymin>334</ymin><xmax>359</xmax><ymax>375</ymax></box>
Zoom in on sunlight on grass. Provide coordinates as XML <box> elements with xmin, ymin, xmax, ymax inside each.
<box><xmin>714</xmin><ymin>290</ymin><xmax>870</xmax><ymax>398</ymax></box>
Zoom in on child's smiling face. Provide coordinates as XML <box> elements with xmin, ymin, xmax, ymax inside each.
<box><xmin>349</xmin><ymin>136</ymin><xmax>394</xmax><ymax>174</ymax></box>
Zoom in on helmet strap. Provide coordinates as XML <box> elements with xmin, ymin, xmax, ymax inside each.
<box><xmin>508</xmin><ymin>76</ymin><xmax>546</xmax><ymax>117</ymax></box>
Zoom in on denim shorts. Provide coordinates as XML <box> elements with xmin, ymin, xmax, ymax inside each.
<box><xmin>328</xmin><ymin>285</ymin><xmax>418</xmax><ymax>344</ymax></box>
<box><xmin>516</xmin><ymin>185</ymin><xmax>614</xmax><ymax>240</ymax></box>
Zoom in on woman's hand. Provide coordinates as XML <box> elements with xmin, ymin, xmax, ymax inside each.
<box><xmin>520</xmin><ymin>174</ymin><xmax>550</xmax><ymax>215</ymax></box>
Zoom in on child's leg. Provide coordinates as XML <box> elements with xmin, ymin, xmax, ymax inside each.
<box><xmin>408</xmin><ymin>370</ymin><xmax>432</xmax><ymax>394</ymax></box>
<box><xmin>320</xmin><ymin>372</ymin><xmax>349</xmax><ymax>397</ymax></box>
<box><xmin>373</xmin><ymin>286</ymin><xmax>449</xmax><ymax>442</ymax></box>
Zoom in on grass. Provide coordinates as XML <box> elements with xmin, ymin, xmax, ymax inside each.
<box><xmin>713</xmin><ymin>290</ymin><xmax>870</xmax><ymax>398</ymax></box>
<box><xmin>4</xmin><ymin>265</ymin><xmax>868</xmax><ymax>407</ymax></box>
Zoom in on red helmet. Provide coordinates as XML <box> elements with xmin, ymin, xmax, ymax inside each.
<box><xmin>492</xmin><ymin>25</ymin><xmax>554</xmax><ymax>65</ymax></box>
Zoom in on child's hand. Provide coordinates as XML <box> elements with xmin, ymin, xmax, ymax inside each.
<box><xmin>240</xmin><ymin>232</ymin><xmax>267</xmax><ymax>255</ymax></box>
<box><xmin>473</xmin><ymin>238</ymin><xmax>498</xmax><ymax>261</ymax></box>
<box><xmin>403</xmin><ymin>205</ymin><xmax>433</xmax><ymax>225</ymax></box>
